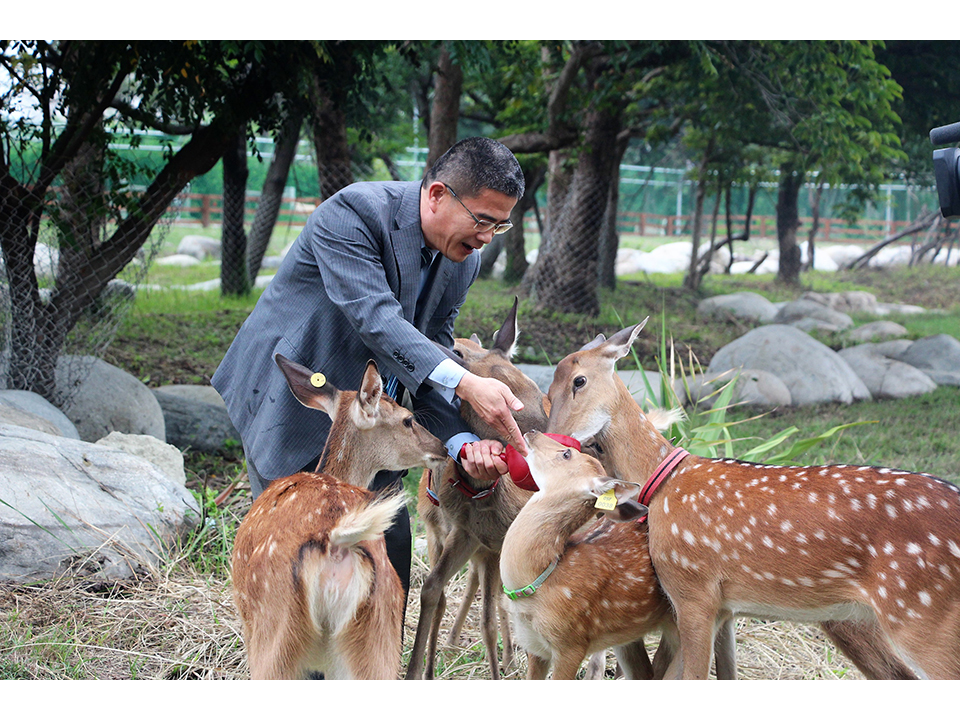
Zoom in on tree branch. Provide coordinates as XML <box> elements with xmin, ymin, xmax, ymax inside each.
<box><xmin>109</xmin><ymin>99</ymin><xmax>200</xmax><ymax>135</ymax></box>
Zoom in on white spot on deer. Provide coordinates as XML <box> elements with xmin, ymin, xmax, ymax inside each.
<box><xmin>662</xmin><ymin>496</ymin><xmax>670</xmax><ymax>514</ymax></box>
<box><xmin>877</xmin><ymin>586</ymin><xmax>888</xmax><ymax>598</ymax></box>
<box><xmin>671</xmin><ymin>523</ymin><xmax>679</xmax><ymax>536</ymax></box>
<box><xmin>808</xmin><ymin>492</ymin><xmax>818</xmax><ymax>503</ymax></box>
<box><xmin>907</xmin><ymin>543</ymin><xmax>922</xmax><ymax>555</ymax></box>
<box><xmin>780</xmin><ymin>520</ymin><xmax>793</xmax><ymax>533</ymax></box>
<box><xmin>683</xmin><ymin>530</ymin><xmax>696</xmax><ymax>546</ymax></box>
<box><xmin>884</xmin><ymin>542</ymin><xmax>895</xmax><ymax>555</ymax></box>
<box><xmin>767</xmin><ymin>503</ymin><xmax>777</xmax><ymax>517</ymax></box>
<box><xmin>866</xmin><ymin>494</ymin><xmax>878</xmax><ymax>510</ymax></box>
<box><xmin>885</xmin><ymin>504</ymin><xmax>898</xmax><ymax>519</ymax></box>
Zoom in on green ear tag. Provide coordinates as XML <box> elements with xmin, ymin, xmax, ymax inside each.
<box><xmin>594</xmin><ymin>488</ymin><xmax>618</xmax><ymax>511</ymax></box>
<box><xmin>310</xmin><ymin>372</ymin><xmax>326</xmax><ymax>388</ymax></box>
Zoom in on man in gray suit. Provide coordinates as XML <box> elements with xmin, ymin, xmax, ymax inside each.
<box><xmin>212</xmin><ymin>137</ymin><xmax>527</xmax><ymax>597</ymax></box>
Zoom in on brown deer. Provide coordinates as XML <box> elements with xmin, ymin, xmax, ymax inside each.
<box><xmin>406</xmin><ymin>299</ymin><xmax>551</xmax><ymax>679</ymax></box>
<box><xmin>500</xmin><ymin>430</ymin><xmax>678</xmax><ymax>679</ymax></box>
<box><xmin>231</xmin><ymin>355</ymin><xmax>447</xmax><ymax>679</ymax></box>
<box><xmin>546</xmin><ymin>321</ymin><xmax>947</xmax><ymax>679</ymax></box>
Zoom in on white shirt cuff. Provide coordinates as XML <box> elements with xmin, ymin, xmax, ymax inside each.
<box><xmin>445</xmin><ymin>432</ymin><xmax>480</xmax><ymax>460</ymax></box>
<box><xmin>426</xmin><ymin>357</ymin><xmax>468</xmax><ymax>402</ymax></box>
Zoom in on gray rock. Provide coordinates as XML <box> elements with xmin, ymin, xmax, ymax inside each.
<box><xmin>56</xmin><ymin>355</ymin><xmax>166</xmax><ymax>443</ymax></box>
<box><xmin>875</xmin><ymin>302</ymin><xmax>927</xmax><ymax>316</ymax></box>
<box><xmin>176</xmin><ymin>235</ymin><xmax>221</xmax><ymax>261</ymax></box>
<box><xmin>774</xmin><ymin>298</ymin><xmax>854</xmax><ymax>330</ymax></box>
<box><xmin>95</xmin><ymin>431</ymin><xmax>187</xmax><ymax>487</ymax></box>
<box><xmin>802</xmin><ymin>290</ymin><xmax>878</xmax><ymax>315</ymax></box>
<box><xmin>677</xmin><ymin>368</ymin><xmax>792</xmax><ymax>409</ymax></box>
<box><xmin>846</xmin><ymin>321</ymin><xmax>908</xmax><ymax>343</ymax></box>
<box><xmin>155</xmin><ymin>384</ymin><xmax>227</xmax><ymax>409</ymax></box>
<box><xmin>153</xmin><ymin>388</ymin><xmax>240</xmax><ymax>453</ymax></box>
<box><xmin>514</xmin><ymin>364</ymin><xmax>557</xmax><ymax>395</ymax></box>
<box><xmin>708</xmin><ymin>324</ymin><xmax>871</xmax><ymax>405</ymax></box>
<box><xmin>155</xmin><ymin>254</ymin><xmax>201</xmax><ymax>267</ymax></box>
<box><xmin>696</xmin><ymin>292</ymin><xmax>779</xmax><ymax>324</ymax></box>
<box><xmin>789</xmin><ymin>317</ymin><xmax>846</xmax><ymax>334</ymax></box>
<box><xmin>0</xmin><ymin>389</ymin><xmax>80</xmax><ymax>439</ymax></box>
<box><xmin>0</xmin><ymin>424</ymin><xmax>199</xmax><ymax>582</ymax></box>
<box><xmin>838</xmin><ymin>344</ymin><xmax>937</xmax><ymax>399</ymax></box>
<box><xmin>898</xmin><ymin>334</ymin><xmax>960</xmax><ymax>386</ymax></box>
<box><xmin>0</xmin><ymin>404</ymin><xmax>62</xmax><ymax>436</ymax></box>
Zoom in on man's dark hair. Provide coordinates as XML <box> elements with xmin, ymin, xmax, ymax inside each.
<box><xmin>422</xmin><ymin>137</ymin><xmax>525</xmax><ymax>199</ymax></box>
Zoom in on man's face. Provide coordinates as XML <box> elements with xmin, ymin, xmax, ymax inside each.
<box><xmin>422</xmin><ymin>182</ymin><xmax>518</xmax><ymax>262</ymax></box>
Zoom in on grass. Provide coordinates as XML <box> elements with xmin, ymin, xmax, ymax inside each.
<box><xmin>10</xmin><ymin>238</ymin><xmax>960</xmax><ymax>680</ymax></box>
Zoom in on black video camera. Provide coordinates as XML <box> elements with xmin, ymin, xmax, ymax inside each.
<box><xmin>931</xmin><ymin>121</ymin><xmax>960</xmax><ymax>218</ymax></box>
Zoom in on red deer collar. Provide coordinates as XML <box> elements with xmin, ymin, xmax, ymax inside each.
<box><xmin>636</xmin><ymin>447</ymin><xmax>690</xmax><ymax>523</ymax></box>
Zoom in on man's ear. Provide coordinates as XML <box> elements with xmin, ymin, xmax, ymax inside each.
<box><xmin>590</xmin><ymin>477</ymin><xmax>648</xmax><ymax>522</ymax></box>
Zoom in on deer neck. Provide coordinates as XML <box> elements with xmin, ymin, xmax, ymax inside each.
<box><xmin>593</xmin><ymin>384</ymin><xmax>675</xmax><ymax>486</ymax></box>
<box><xmin>317</xmin><ymin>425</ymin><xmax>377</xmax><ymax>488</ymax></box>
<box><xmin>501</xmin><ymin>490</ymin><xmax>598</xmax><ymax>592</ymax></box>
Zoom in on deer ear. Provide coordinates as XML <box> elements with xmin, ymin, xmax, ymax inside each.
<box><xmin>492</xmin><ymin>296</ymin><xmax>520</xmax><ymax>357</ymax></box>
<box><xmin>469</xmin><ymin>333</ymin><xmax>483</xmax><ymax>347</ymax></box>
<box><xmin>601</xmin><ymin>317</ymin><xmax>649</xmax><ymax>362</ymax></box>
<box><xmin>590</xmin><ymin>478</ymin><xmax>648</xmax><ymax>523</ymax></box>
<box><xmin>275</xmin><ymin>353</ymin><xmax>341</xmax><ymax>419</ymax></box>
<box><xmin>579</xmin><ymin>333</ymin><xmax>606</xmax><ymax>352</ymax></box>
<box><xmin>357</xmin><ymin>359</ymin><xmax>383</xmax><ymax>420</ymax></box>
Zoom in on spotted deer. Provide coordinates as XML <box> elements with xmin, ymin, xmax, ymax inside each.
<box><xmin>546</xmin><ymin>321</ymin><xmax>951</xmax><ymax>679</ymax></box>
<box><xmin>406</xmin><ymin>299</ymin><xmax>551</xmax><ymax>679</ymax></box>
<box><xmin>231</xmin><ymin>355</ymin><xmax>447</xmax><ymax>679</ymax></box>
<box><xmin>500</xmin><ymin>430</ymin><xmax>679</xmax><ymax>679</ymax></box>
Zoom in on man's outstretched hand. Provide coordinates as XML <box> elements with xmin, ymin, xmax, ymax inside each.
<box><xmin>455</xmin><ymin>371</ymin><xmax>527</xmax><ymax>457</ymax></box>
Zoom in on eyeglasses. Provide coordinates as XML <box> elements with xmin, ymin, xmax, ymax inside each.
<box><xmin>444</xmin><ymin>183</ymin><xmax>514</xmax><ymax>235</ymax></box>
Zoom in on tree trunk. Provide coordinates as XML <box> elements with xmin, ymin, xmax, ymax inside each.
<box><xmin>426</xmin><ymin>45</ymin><xmax>463</xmax><ymax>170</ymax></box>
<box><xmin>1</xmin><ymin>119</ymin><xmax>239</xmax><ymax>402</ymax></box>
<box><xmin>309</xmin><ymin>81</ymin><xmax>353</xmax><ymax>201</ymax></box>
<box><xmin>683</xmin><ymin>139</ymin><xmax>714</xmax><ymax>291</ymax></box>
<box><xmin>776</xmin><ymin>162</ymin><xmax>803</xmax><ymax>285</ymax></box>
<box><xmin>482</xmin><ymin>161</ymin><xmax>546</xmax><ymax>283</ymax></box>
<box><xmin>220</xmin><ymin>129</ymin><xmax>251</xmax><ymax>296</ymax></box>
<box><xmin>246</xmin><ymin>111</ymin><xmax>304</xmax><ymax>281</ymax></box>
<box><xmin>527</xmin><ymin>94</ymin><xmax>622</xmax><ymax>316</ymax></box>
<box><xmin>598</xmin><ymin>133</ymin><xmax>630</xmax><ymax>290</ymax></box>
<box><xmin>805</xmin><ymin>180</ymin><xmax>825</xmax><ymax>271</ymax></box>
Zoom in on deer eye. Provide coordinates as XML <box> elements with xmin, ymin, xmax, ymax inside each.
<box><xmin>453</xmin><ymin>349</ymin><xmax>464</xmax><ymax>358</ymax></box>
<box><xmin>403</xmin><ymin>416</ymin><xmax>414</xmax><ymax>428</ymax></box>
<box><xmin>562</xmin><ymin>449</ymin><xmax>572</xmax><ymax>460</ymax></box>
<box><xmin>573</xmin><ymin>376</ymin><xmax>586</xmax><ymax>390</ymax></box>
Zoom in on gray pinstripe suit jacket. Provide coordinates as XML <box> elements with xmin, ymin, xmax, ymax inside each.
<box><xmin>211</xmin><ymin>181</ymin><xmax>479</xmax><ymax>481</ymax></box>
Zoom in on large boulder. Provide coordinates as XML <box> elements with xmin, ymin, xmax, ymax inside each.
<box><xmin>0</xmin><ymin>424</ymin><xmax>199</xmax><ymax>582</ymax></box>
<box><xmin>773</xmin><ymin>298</ymin><xmax>854</xmax><ymax>331</ymax></box>
<box><xmin>838</xmin><ymin>344</ymin><xmax>938</xmax><ymax>399</ymax></box>
<box><xmin>0</xmin><ymin>389</ymin><xmax>80</xmax><ymax>439</ymax></box>
<box><xmin>153</xmin><ymin>386</ymin><xmax>240</xmax><ymax>453</ymax></box>
<box><xmin>802</xmin><ymin>290</ymin><xmax>878</xmax><ymax>315</ymax></box>
<box><xmin>845</xmin><ymin>321</ymin><xmax>908</xmax><ymax>344</ymax></box>
<box><xmin>176</xmin><ymin>235</ymin><xmax>221</xmax><ymax>261</ymax></box>
<box><xmin>897</xmin><ymin>334</ymin><xmax>960</xmax><ymax>386</ymax></box>
<box><xmin>676</xmin><ymin>368</ymin><xmax>792</xmax><ymax>409</ymax></box>
<box><xmin>696</xmin><ymin>292</ymin><xmax>779</xmax><ymax>324</ymax></box>
<box><xmin>707</xmin><ymin>324</ymin><xmax>871</xmax><ymax>405</ymax></box>
<box><xmin>56</xmin><ymin>356</ymin><xmax>166</xmax><ymax>443</ymax></box>
<box><xmin>95</xmin><ymin>431</ymin><xmax>187</xmax><ymax>487</ymax></box>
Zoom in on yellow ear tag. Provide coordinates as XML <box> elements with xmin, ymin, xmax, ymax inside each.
<box><xmin>594</xmin><ymin>488</ymin><xmax>618</xmax><ymax>511</ymax></box>
<box><xmin>310</xmin><ymin>372</ymin><xmax>326</xmax><ymax>388</ymax></box>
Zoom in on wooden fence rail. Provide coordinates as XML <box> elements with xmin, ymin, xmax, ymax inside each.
<box><xmin>169</xmin><ymin>194</ymin><xmax>911</xmax><ymax>245</ymax></box>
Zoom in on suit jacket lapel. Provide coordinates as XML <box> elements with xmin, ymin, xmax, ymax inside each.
<box><xmin>390</xmin><ymin>184</ymin><xmax>425</xmax><ymax>323</ymax></box>
<box><xmin>415</xmin><ymin>257</ymin><xmax>454</xmax><ymax>332</ymax></box>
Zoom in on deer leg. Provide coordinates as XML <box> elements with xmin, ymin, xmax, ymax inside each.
<box><xmin>614</xmin><ymin>640</ymin><xmax>655</xmax><ymax>680</ymax></box>
<box><xmin>405</xmin><ymin>529</ymin><xmax>478</xmax><ymax>679</ymax></box>
<box><xmin>526</xmin><ymin>651</ymin><xmax>551</xmax><ymax>680</ymax></box>
<box><xmin>670</xmin><ymin>592</ymin><xmax>718</xmax><ymax>680</ymax></box>
<box><xmin>499</xmin><ymin>593</ymin><xmax>515</xmax><ymax>671</ymax></box>
<box><xmin>821</xmin><ymin>619</ymin><xmax>918</xmax><ymax>680</ymax></box>
<box><xmin>477</xmin><ymin>555</ymin><xmax>503</xmax><ymax>679</ymax></box>
<box><xmin>445</xmin><ymin>561</ymin><xmax>480</xmax><ymax>648</ymax></box>
<box><xmin>713</xmin><ymin>615</ymin><xmax>737</xmax><ymax>680</ymax></box>
<box><xmin>423</xmin><ymin>583</ymin><xmax>447</xmax><ymax>680</ymax></box>
<box><xmin>582</xmin><ymin>650</ymin><xmax>607</xmax><ymax>680</ymax></box>
<box><xmin>551</xmin><ymin>647</ymin><xmax>589</xmax><ymax>680</ymax></box>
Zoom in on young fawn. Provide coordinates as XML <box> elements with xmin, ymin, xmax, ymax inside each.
<box><xmin>546</xmin><ymin>322</ymin><xmax>952</xmax><ymax>679</ymax></box>
<box><xmin>231</xmin><ymin>355</ymin><xmax>447</xmax><ymax>679</ymax></box>
<box><xmin>406</xmin><ymin>299</ymin><xmax>550</xmax><ymax>679</ymax></box>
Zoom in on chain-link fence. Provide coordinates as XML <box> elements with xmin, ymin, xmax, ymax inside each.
<box><xmin>0</xmin><ymin>176</ymin><xmax>175</xmax><ymax>408</ymax></box>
